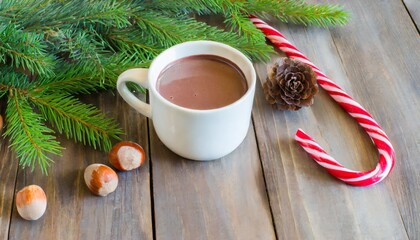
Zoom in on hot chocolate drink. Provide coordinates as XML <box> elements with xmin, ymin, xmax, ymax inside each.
<box><xmin>156</xmin><ymin>55</ymin><xmax>247</xmax><ymax>110</ymax></box>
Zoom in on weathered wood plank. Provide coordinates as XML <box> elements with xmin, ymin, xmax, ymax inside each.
<box><xmin>404</xmin><ymin>0</ymin><xmax>420</xmax><ymax>29</ymax></box>
<box><xmin>252</xmin><ymin>0</ymin><xmax>419</xmax><ymax>239</ymax></box>
<box><xmin>151</xmin><ymin>123</ymin><xmax>276</xmax><ymax>240</ymax></box>
<box><xmin>0</xmin><ymin>138</ymin><xmax>19</xmax><ymax>240</ymax></box>
<box><xmin>330</xmin><ymin>1</ymin><xmax>420</xmax><ymax>238</ymax></box>
<box><xmin>8</xmin><ymin>92</ymin><xmax>153</xmax><ymax>240</ymax></box>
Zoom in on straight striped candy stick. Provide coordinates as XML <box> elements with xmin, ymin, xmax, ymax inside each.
<box><xmin>250</xmin><ymin>16</ymin><xmax>395</xmax><ymax>186</ymax></box>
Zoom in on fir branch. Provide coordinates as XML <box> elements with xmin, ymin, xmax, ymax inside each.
<box><xmin>0</xmin><ymin>0</ymin><xmax>50</xmax><ymax>21</ymax></box>
<box><xmin>2</xmin><ymin>0</ymin><xmax>135</xmax><ymax>31</ymax></box>
<box><xmin>36</xmin><ymin>64</ymin><xmax>107</xmax><ymax>94</ymax></box>
<box><xmin>223</xmin><ymin>11</ymin><xmax>267</xmax><ymax>43</ymax></box>
<box><xmin>142</xmin><ymin>0</ymin><xmax>225</xmax><ymax>15</ymax></box>
<box><xmin>46</xmin><ymin>28</ymin><xmax>108</xmax><ymax>60</ymax></box>
<box><xmin>134</xmin><ymin>11</ymin><xmax>187</xmax><ymax>48</ymax></box>
<box><xmin>108</xmin><ymin>27</ymin><xmax>165</xmax><ymax>61</ymax></box>
<box><xmin>0</xmin><ymin>24</ymin><xmax>55</xmax><ymax>76</ymax></box>
<box><xmin>43</xmin><ymin>27</ymin><xmax>121</xmax><ymax>90</ymax></box>
<box><xmin>145</xmin><ymin>0</ymin><xmax>349</xmax><ymax>27</ymax></box>
<box><xmin>30</xmin><ymin>91</ymin><xmax>123</xmax><ymax>151</ymax></box>
<box><xmin>0</xmin><ymin>70</ymin><xmax>31</xmax><ymax>89</ymax></box>
<box><xmin>242</xmin><ymin>0</ymin><xmax>350</xmax><ymax>27</ymax></box>
<box><xmin>36</xmin><ymin>55</ymin><xmax>151</xmax><ymax>95</ymax></box>
<box><xmin>133</xmin><ymin>11</ymin><xmax>273</xmax><ymax>61</ymax></box>
<box><xmin>103</xmin><ymin>53</ymin><xmax>151</xmax><ymax>92</ymax></box>
<box><xmin>55</xmin><ymin>28</ymin><xmax>109</xmax><ymax>82</ymax></box>
<box><xmin>4</xmin><ymin>89</ymin><xmax>62</xmax><ymax>174</ymax></box>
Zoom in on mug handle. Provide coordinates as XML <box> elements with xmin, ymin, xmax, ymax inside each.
<box><xmin>117</xmin><ymin>68</ymin><xmax>152</xmax><ymax>118</ymax></box>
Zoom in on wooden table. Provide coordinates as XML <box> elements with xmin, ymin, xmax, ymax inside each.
<box><xmin>1</xmin><ymin>1</ymin><xmax>420</xmax><ymax>239</ymax></box>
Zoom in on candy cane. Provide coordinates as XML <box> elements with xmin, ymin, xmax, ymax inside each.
<box><xmin>250</xmin><ymin>16</ymin><xmax>395</xmax><ymax>186</ymax></box>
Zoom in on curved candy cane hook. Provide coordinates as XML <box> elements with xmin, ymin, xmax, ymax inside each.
<box><xmin>250</xmin><ymin>16</ymin><xmax>395</xmax><ymax>186</ymax></box>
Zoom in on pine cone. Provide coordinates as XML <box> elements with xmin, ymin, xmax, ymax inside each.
<box><xmin>263</xmin><ymin>58</ymin><xmax>318</xmax><ymax>111</ymax></box>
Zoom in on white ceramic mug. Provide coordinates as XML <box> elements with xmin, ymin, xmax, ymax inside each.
<box><xmin>117</xmin><ymin>41</ymin><xmax>256</xmax><ymax>160</ymax></box>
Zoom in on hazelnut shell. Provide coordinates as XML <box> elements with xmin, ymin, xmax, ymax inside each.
<box><xmin>109</xmin><ymin>141</ymin><xmax>145</xmax><ymax>171</ymax></box>
<box><xmin>84</xmin><ymin>164</ymin><xmax>118</xmax><ymax>196</ymax></box>
<box><xmin>15</xmin><ymin>185</ymin><xmax>47</xmax><ymax>220</ymax></box>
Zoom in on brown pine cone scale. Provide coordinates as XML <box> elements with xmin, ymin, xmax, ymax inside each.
<box><xmin>263</xmin><ymin>58</ymin><xmax>318</xmax><ymax>111</ymax></box>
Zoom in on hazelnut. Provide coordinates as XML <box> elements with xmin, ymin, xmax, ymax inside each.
<box><xmin>109</xmin><ymin>141</ymin><xmax>145</xmax><ymax>171</ymax></box>
<box><xmin>84</xmin><ymin>164</ymin><xmax>118</xmax><ymax>196</ymax></box>
<box><xmin>15</xmin><ymin>185</ymin><xmax>47</xmax><ymax>221</ymax></box>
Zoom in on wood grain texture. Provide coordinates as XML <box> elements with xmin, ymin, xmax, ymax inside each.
<box><xmin>404</xmin><ymin>0</ymin><xmax>420</xmax><ymax>28</ymax></box>
<box><xmin>0</xmin><ymin>138</ymin><xmax>18</xmax><ymax>240</ymax></box>
<box><xmin>151</xmin><ymin>124</ymin><xmax>276</xmax><ymax>240</ymax></box>
<box><xmin>252</xmin><ymin>0</ymin><xmax>419</xmax><ymax>239</ymax></box>
<box><xmin>8</xmin><ymin>92</ymin><xmax>153</xmax><ymax>240</ymax></box>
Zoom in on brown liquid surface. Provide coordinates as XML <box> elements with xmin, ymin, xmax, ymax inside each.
<box><xmin>156</xmin><ymin>55</ymin><xmax>247</xmax><ymax>110</ymax></box>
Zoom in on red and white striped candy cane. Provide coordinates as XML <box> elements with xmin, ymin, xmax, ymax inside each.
<box><xmin>250</xmin><ymin>16</ymin><xmax>395</xmax><ymax>186</ymax></box>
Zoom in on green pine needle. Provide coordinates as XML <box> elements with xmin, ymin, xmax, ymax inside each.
<box><xmin>143</xmin><ymin>0</ymin><xmax>225</xmax><ymax>15</ymax></box>
<box><xmin>108</xmin><ymin>26</ymin><xmax>165</xmax><ymax>61</ymax></box>
<box><xmin>0</xmin><ymin>24</ymin><xmax>55</xmax><ymax>77</ymax></box>
<box><xmin>4</xmin><ymin>89</ymin><xmax>63</xmax><ymax>174</ymax></box>
<box><xmin>2</xmin><ymin>0</ymin><xmax>134</xmax><ymax>31</ymax></box>
<box><xmin>31</xmin><ymin>91</ymin><xmax>123</xmax><ymax>151</ymax></box>
<box><xmin>36</xmin><ymin>64</ymin><xmax>107</xmax><ymax>94</ymax></box>
<box><xmin>242</xmin><ymin>0</ymin><xmax>350</xmax><ymax>27</ymax></box>
<box><xmin>133</xmin><ymin>11</ymin><xmax>273</xmax><ymax>61</ymax></box>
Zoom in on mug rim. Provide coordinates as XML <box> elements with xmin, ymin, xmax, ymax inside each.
<box><xmin>148</xmin><ymin>40</ymin><xmax>256</xmax><ymax>114</ymax></box>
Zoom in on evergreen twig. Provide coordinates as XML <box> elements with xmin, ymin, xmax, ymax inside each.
<box><xmin>146</xmin><ymin>0</ymin><xmax>350</xmax><ymax>27</ymax></box>
<box><xmin>4</xmin><ymin>88</ymin><xmax>62</xmax><ymax>174</ymax></box>
<box><xmin>31</xmin><ymin>91</ymin><xmax>122</xmax><ymax>151</ymax></box>
<box><xmin>242</xmin><ymin>0</ymin><xmax>350</xmax><ymax>27</ymax></box>
<box><xmin>2</xmin><ymin>0</ymin><xmax>134</xmax><ymax>31</ymax></box>
<box><xmin>37</xmin><ymin>64</ymin><xmax>107</xmax><ymax>94</ymax></box>
<box><xmin>0</xmin><ymin>24</ymin><xmax>54</xmax><ymax>76</ymax></box>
